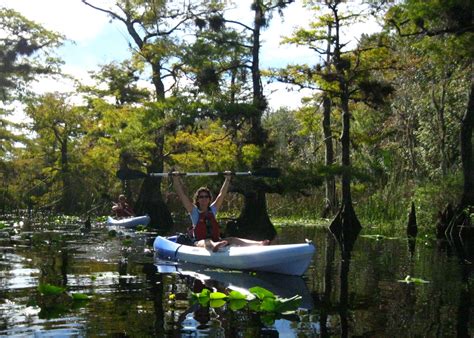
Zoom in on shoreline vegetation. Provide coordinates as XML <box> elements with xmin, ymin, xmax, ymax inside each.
<box><xmin>1</xmin><ymin>170</ymin><xmax>461</xmax><ymax>240</ymax></box>
<box><xmin>1</xmin><ymin>1</ymin><xmax>472</xmax><ymax>246</ymax></box>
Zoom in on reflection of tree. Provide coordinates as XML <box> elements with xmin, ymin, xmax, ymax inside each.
<box><xmin>339</xmin><ymin>258</ymin><xmax>350</xmax><ymax>338</ymax></box>
<box><xmin>141</xmin><ymin>263</ymin><xmax>165</xmax><ymax>336</ymax></box>
<box><xmin>456</xmin><ymin>264</ymin><xmax>471</xmax><ymax>337</ymax></box>
<box><xmin>332</xmin><ymin>226</ymin><xmax>360</xmax><ymax>337</ymax></box>
<box><xmin>320</xmin><ymin>231</ymin><xmax>336</xmax><ymax>336</ymax></box>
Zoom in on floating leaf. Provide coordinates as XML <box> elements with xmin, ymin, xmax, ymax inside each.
<box><xmin>192</xmin><ymin>288</ymin><xmax>211</xmax><ymax>306</ymax></box>
<box><xmin>209</xmin><ymin>291</ymin><xmax>227</xmax><ymax>300</ymax></box>
<box><xmin>260</xmin><ymin>297</ymin><xmax>277</xmax><ymax>312</ymax></box>
<box><xmin>398</xmin><ymin>275</ymin><xmax>430</xmax><ymax>284</ymax></box>
<box><xmin>210</xmin><ymin>299</ymin><xmax>226</xmax><ymax>308</ymax></box>
<box><xmin>38</xmin><ymin>284</ymin><xmax>66</xmax><ymax>296</ymax></box>
<box><xmin>361</xmin><ymin>234</ymin><xmax>400</xmax><ymax>240</ymax></box>
<box><xmin>228</xmin><ymin>290</ymin><xmax>247</xmax><ymax>300</ymax></box>
<box><xmin>248</xmin><ymin>299</ymin><xmax>261</xmax><ymax>311</ymax></box>
<box><xmin>273</xmin><ymin>295</ymin><xmax>302</xmax><ymax>313</ymax></box>
<box><xmin>71</xmin><ymin>293</ymin><xmax>90</xmax><ymax>301</ymax></box>
<box><xmin>249</xmin><ymin>286</ymin><xmax>275</xmax><ymax>300</ymax></box>
<box><xmin>229</xmin><ymin>299</ymin><xmax>247</xmax><ymax>311</ymax></box>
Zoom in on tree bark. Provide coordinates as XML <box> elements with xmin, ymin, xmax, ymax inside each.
<box><xmin>460</xmin><ymin>79</ymin><xmax>474</xmax><ymax>208</ymax></box>
<box><xmin>233</xmin><ymin>189</ymin><xmax>276</xmax><ymax>240</ymax></box>
<box><xmin>135</xmin><ymin>128</ymin><xmax>173</xmax><ymax>229</ymax></box>
<box><xmin>135</xmin><ymin>63</ymin><xmax>173</xmax><ymax>229</ymax></box>
<box><xmin>60</xmin><ymin>134</ymin><xmax>73</xmax><ymax>213</ymax></box>
<box><xmin>322</xmin><ymin>94</ymin><xmax>337</xmax><ymax>217</ymax></box>
<box><xmin>328</xmin><ymin>3</ymin><xmax>361</xmax><ymax>250</ymax></box>
<box><xmin>322</xmin><ymin>23</ymin><xmax>337</xmax><ymax>217</ymax></box>
<box><xmin>329</xmin><ymin>91</ymin><xmax>361</xmax><ymax>251</ymax></box>
<box><xmin>235</xmin><ymin>0</ymin><xmax>276</xmax><ymax>238</ymax></box>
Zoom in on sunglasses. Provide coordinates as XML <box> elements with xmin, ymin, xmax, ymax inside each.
<box><xmin>198</xmin><ymin>195</ymin><xmax>210</xmax><ymax>199</ymax></box>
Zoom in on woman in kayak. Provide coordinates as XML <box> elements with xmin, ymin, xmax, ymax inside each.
<box><xmin>112</xmin><ymin>194</ymin><xmax>135</xmax><ymax>218</ymax></box>
<box><xmin>172</xmin><ymin>172</ymin><xmax>270</xmax><ymax>252</ymax></box>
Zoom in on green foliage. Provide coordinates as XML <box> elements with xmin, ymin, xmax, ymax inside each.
<box><xmin>71</xmin><ymin>293</ymin><xmax>90</xmax><ymax>301</ymax></box>
<box><xmin>122</xmin><ymin>238</ymin><xmax>133</xmax><ymax>246</ymax></box>
<box><xmin>167</xmin><ymin>119</ymin><xmax>237</xmax><ymax>182</ymax></box>
<box><xmin>0</xmin><ymin>7</ymin><xmax>64</xmax><ymax>101</ymax></box>
<box><xmin>87</xmin><ymin>60</ymin><xmax>150</xmax><ymax>105</ymax></box>
<box><xmin>38</xmin><ymin>283</ymin><xmax>66</xmax><ymax>296</ymax></box>
<box><xmin>1</xmin><ymin>0</ymin><xmax>471</xmax><ymax>233</ymax></box>
<box><xmin>191</xmin><ymin>285</ymin><xmax>302</xmax><ymax>314</ymax></box>
<box><xmin>412</xmin><ymin>173</ymin><xmax>462</xmax><ymax>226</ymax></box>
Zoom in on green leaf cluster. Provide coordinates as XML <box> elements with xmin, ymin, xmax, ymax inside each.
<box><xmin>191</xmin><ymin>285</ymin><xmax>302</xmax><ymax>314</ymax></box>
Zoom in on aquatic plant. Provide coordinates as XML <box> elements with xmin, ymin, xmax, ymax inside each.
<box><xmin>191</xmin><ymin>286</ymin><xmax>302</xmax><ymax>314</ymax></box>
<box><xmin>71</xmin><ymin>293</ymin><xmax>90</xmax><ymax>301</ymax></box>
<box><xmin>38</xmin><ymin>283</ymin><xmax>66</xmax><ymax>296</ymax></box>
<box><xmin>398</xmin><ymin>275</ymin><xmax>430</xmax><ymax>284</ymax></box>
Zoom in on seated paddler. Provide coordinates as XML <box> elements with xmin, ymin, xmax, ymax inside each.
<box><xmin>171</xmin><ymin>171</ymin><xmax>269</xmax><ymax>252</ymax></box>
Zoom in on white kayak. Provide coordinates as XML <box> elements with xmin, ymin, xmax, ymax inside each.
<box><xmin>106</xmin><ymin>215</ymin><xmax>150</xmax><ymax>228</ymax></box>
<box><xmin>153</xmin><ymin>235</ymin><xmax>315</xmax><ymax>276</ymax></box>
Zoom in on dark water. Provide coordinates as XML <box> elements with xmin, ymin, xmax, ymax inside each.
<box><xmin>0</xmin><ymin>214</ymin><xmax>472</xmax><ymax>337</ymax></box>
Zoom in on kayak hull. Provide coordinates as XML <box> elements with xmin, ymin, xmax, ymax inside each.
<box><xmin>106</xmin><ymin>215</ymin><xmax>150</xmax><ymax>228</ymax></box>
<box><xmin>153</xmin><ymin>235</ymin><xmax>315</xmax><ymax>276</ymax></box>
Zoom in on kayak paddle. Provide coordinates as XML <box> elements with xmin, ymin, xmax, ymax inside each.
<box><xmin>116</xmin><ymin>167</ymin><xmax>281</xmax><ymax>180</ymax></box>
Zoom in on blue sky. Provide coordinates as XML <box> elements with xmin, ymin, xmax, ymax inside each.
<box><xmin>1</xmin><ymin>0</ymin><xmax>381</xmax><ymax>121</ymax></box>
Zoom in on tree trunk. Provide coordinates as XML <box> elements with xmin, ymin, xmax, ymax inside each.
<box><xmin>235</xmin><ymin>0</ymin><xmax>276</xmax><ymax>238</ymax></box>
<box><xmin>322</xmin><ymin>22</ymin><xmax>337</xmax><ymax>218</ymax></box>
<box><xmin>135</xmin><ymin>129</ymin><xmax>173</xmax><ymax>229</ymax></box>
<box><xmin>233</xmin><ymin>189</ymin><xmax>276</xmax><ymax>240</ymax></box>
<box><xmin>59</xmin><ymin>134</ymin><xmax>74</xmax><ymax>213</ymax></box>
<box><xmin>329</xmin><ymin>93</ymin><xmax>361</xmax><ymax>253</ymax></box>
<box><xmin>328</xmin><ymin>6</ymin><xmax>361</xmax><ymax>250</ymax></box>
<box><xmin>135</xmin><ymin>50</ymin><xmax>173</xmax><ymax>229</ymax></box>
<box><xmin>460</xmin><ymin>79</ymin><xmax>474</xmax><ymax>208</ymax></box>
<box><xmin>322</xmin><ymin>94</ymin><xmax>337</xmax><ymax>217</ymax></box>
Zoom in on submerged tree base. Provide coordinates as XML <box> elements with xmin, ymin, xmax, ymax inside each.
<box><xmin>225</xmin><ymin>190</ymin><xmax>277</xmax><ymax>241</ymax></box>
<box><xmin>437</xmin><ymin>203</ymin><xmax>474</xmax><ymax>260</ymax></box>
<box><xmin>329</xmin><ymin>203</ymin><xmax>362</xmax><ymax>257</ymax></box>
<box><xmin>226</xmin><ymin>217</ymin><xmax>276</xmax><ymax>241</ymax></box>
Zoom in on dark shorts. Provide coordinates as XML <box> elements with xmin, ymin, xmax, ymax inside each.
<box><xmin>176</xmin><ymin>233</ymin><xmax>196</xmax><ymax>246</ymax></box>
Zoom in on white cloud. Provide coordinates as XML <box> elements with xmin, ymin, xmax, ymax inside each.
<box><xmin>0</xmin><ymin>0</ymin><xmax>112</xmax><ymax>41</ymax></box>
<box><xmin>265</xmin><ymin>82</ymin><xmax>314</xmax><ymax>111</ymax></box>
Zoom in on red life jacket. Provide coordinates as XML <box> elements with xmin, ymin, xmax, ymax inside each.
<box><xmin>192</xmin><ymin>209</ymin><xmax>220</xmax><ymax>241</ymax></box>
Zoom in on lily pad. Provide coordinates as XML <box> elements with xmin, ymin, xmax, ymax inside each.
<box><xmin>38</xmin><ymin>284</ymin><xmax>66</xmax><ymax>296</ymax></box>
<box><xmin>398</xmin><ymin>275</ymin><xmax>430</xmax><ymax>284</ymax></box>
<box><xmin>249</xmin><ymin>286</ymin><xmax>275</xmax><ymax>300</ymax></box>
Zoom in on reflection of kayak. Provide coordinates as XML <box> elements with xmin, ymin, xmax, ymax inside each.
<box><xmin>153</xmin><ymin>235</ymin><xmax>315</xmax><ymax>276</ymax></box>
<box><xmin>156</xmin><ymin>261</ymin><xmax>313</xmax><ymax>309</ymax></box>
<box><xmin>106</xmin><ymin>215</ymin><xmax>150</xmax><ymax>228</ymax></box>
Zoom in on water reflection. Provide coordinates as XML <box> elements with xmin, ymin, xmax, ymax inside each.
<box><xmin>0</xmin><ymin>213</ymin><xmax>472</xmax><ymax>336</ymax></box>
<box><xmin>156</xmin><ymin>261</ymin><xmax>314</xmax><ymax>310</ymax></box>
<box><xmin>159</xmin><ymin>268</ymin><xmax>313</xmax><ymax>336</ymax></box>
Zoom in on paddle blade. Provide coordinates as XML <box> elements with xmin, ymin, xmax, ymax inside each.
<box><xmin>251</xmin><ymin>167</ymin><xmax>281</xmax><ymax>178</ymax></box>
<box><xmin>116</xmin><ymin>168</ymin><xmax>148</xmax><ymax>180</ymax></box>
